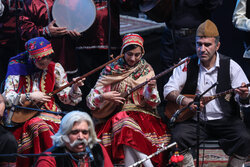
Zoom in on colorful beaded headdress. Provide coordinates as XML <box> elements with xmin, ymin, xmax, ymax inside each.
<box><xmin>25</xmin><ymin>37</ymin><xmax>54</xmax><ymax>60</ymax></box>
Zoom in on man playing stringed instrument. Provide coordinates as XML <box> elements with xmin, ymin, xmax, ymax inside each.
<box><xmin>164</xmin><ymin>19</ymin><xmax>250</xmax><ymax>167</ymax></box>
<box><xmin>87</xmin><ymin>33</ymin><xmax>171</xmax><ymax>166</ymax></box>
<box><xmin>2</xmin><ymin>37</ymin><xmax>85</xmax><ymax>167</ymax></box>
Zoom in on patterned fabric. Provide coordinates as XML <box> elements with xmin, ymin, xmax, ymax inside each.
<box><xmin>5</xmin><ymin>51</ymin><xmax>39</xmax><ymax>79</ymax></box>
<box><xmin>4</xmin><ymin>62</ymin><xmax>82</xmax><ymax>109</ymax></box>
<box><xmin>87</xmin><ymin>58</ymin><xmax>171</xmax><ymax>166</ymax></box>
<box><xmin>25</xmin><ymin>37</ymin><xmax>54</xmax><ymax>60</ymax></box>
<box><xmin>7</xmin><ymin>117</ymin><xmax>59</xmax><ymax>167</ymax></box>
<box><xmin>3</xmin><ymin>60</ymin><xmax>82</xmax><ymax>167</ymax></box>
<box><xmin>121</xmin><ymin>33</ymin><xmax>145</xmax><ymax>54</ymax></box>
<box><xmin>87</xmin><ymin>58</ymin><xmax>158</xmax><ymax>110</ymax></box>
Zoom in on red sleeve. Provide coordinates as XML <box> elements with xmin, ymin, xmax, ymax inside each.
<box><xmin>19</xmin><ymin>0</ymin><xmax>49</xmax><ymax>40</ymax></box>
<box><xmin>35</xmin><ymin>153</ymin><xmax>56</xmax><ymax>167</ymax></box>
<box><xmin>100</xmin><ymin>144</ymin><xmax>114</xmax><ymax>167</ymax></box>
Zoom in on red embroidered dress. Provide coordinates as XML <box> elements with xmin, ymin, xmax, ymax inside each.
<box><xmin>3</xmin><ymin>61</ymin><xmax>82</xmax><ymax>167</ymax></box>
<box><xmin>87</xmin><ymin>58</ymin><xmax>171</xmax><ymax>166</ymax></box>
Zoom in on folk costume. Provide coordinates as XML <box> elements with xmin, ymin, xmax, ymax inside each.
<box><xmin>19</xmin><ymin>0</ymin><xmax>77</xmax><ymax>73</ymax></box>
<box><xmin>35</xmin><ymin>143</ymin><xmax>113</xmax><ymax>167</ymax></box>
<box><xmin>3</xmin><ymin>37</ymin><xmax>82</xmax><ymax>167</ymax></box>
<box><xmin>87</xmin><ymin>34</ymin><xmax>171</xmax><ymax>166</ymax></box>
<box><xmin>164</xmin><ymin>20</ymin><xmax>250</xmax><ymax>167</ymax></box>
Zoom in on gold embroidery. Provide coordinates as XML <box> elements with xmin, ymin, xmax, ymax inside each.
<box><xmin>40</xmin><ymin>71</ymin><xmax>47</xmax><ymax>92</ymax></box>
<box><xmin>25</xmin><ymin>76</ymin><xmax>31</xmax><ymax>92</ymax></box>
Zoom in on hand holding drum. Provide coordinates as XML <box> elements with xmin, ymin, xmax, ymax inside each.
<box><xmin>52</xmin><ymin>0</ymin><xmax>96</xmax><ymax>33</ymax></box>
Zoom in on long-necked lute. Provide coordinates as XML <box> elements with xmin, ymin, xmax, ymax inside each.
<box><xmin>164</xmin><ymin>83</ymin><xmax>250</xmax><ymax>122</ymax></box>
<box><xmin>92</xmin><ymin>55</ymin><xmax>196</xmax><ymax>119</ymax></box>
<box><xmin>5</xmin><ymin>54</ymin><xmax>125</xmax><ymax>125</ymax></box>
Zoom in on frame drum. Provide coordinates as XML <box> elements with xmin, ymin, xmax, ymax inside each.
<box><xmin>52</xmin><ymin>0</ymin><xmax>96</xmax><ymax>32</ymax></box>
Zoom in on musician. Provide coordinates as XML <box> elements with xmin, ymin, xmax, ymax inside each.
<box><xmin>87</xmin><ymin>33</ymin><xmax>171</xmax><ymax>167</ymax></box>
<box><xmin>19</xmin><ymin>0</ymin><xmax>81</xmax><ymax>76</ymax></box>
<box><xmin>164</xmin><ymin>20</ymin><xmax>250</xmax><ymax>167</ymax></box>
<box><xmin>0</xmin><ymin>93</ymin><xmax>18</xmax><ymax>167</ymax></box>
<box><xmin>2</xmin><ymin>37</ymin><xmax>84</xmax><ymax>167</ymax></box>
<box><xmin>159</xmin><ymin>0</ymin><xmax>223</xmax><ymax>84</ymax></box>
<box><xmin>76</xmin><ymin>0</ymin><xmax>138</xmax><ymax>112</ymax></box>
<box><xmin>35</xmin><ymin>111</ymin><xmax>113</xmax><ymax>167</ymax></box>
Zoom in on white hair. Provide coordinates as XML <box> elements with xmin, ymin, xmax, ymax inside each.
<box><xmin>51</xmin><ymin>111</ymin><xmax>100</xmax><ymax>148</ymax></box>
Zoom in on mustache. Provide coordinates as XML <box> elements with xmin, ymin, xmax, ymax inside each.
<box><xmin>70</xmin><ymin>138</ymin><xmax>88</xmax><ymax>147</ymax></box>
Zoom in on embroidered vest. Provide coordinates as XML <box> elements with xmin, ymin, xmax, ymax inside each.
<box><xmin>17</xmin><ymin>61</ymin><xmax>58</xmax><ymax>111</ymax></box>
<box><xmin>181</xmin><ymin>54</ymin><xmax>240</xmax><ymax>118</ymax></box>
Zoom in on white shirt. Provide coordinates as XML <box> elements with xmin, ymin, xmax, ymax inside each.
<box><xmin>232</xmin><ymin>0</ymin><xmax>250</xmax><ymax>32</ymax></box>
<box><xmin>163</xmin><ymin>53</ymin><xmax>249</xmax><ymax>120</ymax></box>
<box><xmin>0</xmin><ymin>1</ymin><xmax>4</xmax><ymax>17</ymax></box>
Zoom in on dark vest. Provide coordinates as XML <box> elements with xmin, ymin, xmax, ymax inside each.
<box><xmin>181</xmin><ymin>54</ymin><xmax>240</xmax><ymax>118</ymax></box>
<box><xmin>47</xmin><ymin>143</ymin><xmax>104</xmax><ymax>167</ymax></box>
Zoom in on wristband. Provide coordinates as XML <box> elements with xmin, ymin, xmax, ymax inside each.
<box><xmin>176</xmin><ymin>95</ymin><xmax>185</xmax><ymax>105</ymax></box>
<box><xmin>45</xmin><ymin>26</ymin><xmax>51</xmax><ymax>37</ymax></box>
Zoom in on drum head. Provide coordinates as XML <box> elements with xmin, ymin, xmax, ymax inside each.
<box><xmin>52</xmin><ymin>0</ymin><xmax>96</xmax><ymax>32</ymax></box>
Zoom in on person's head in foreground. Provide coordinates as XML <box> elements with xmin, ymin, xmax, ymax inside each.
<box><xmin>51</xmin><ymin>111</ymin><xmax>100</xmax><ymax>153</ymax></box>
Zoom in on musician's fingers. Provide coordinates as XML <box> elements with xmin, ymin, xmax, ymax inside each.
<box><xmin>148</xmin><ymin>79</ymin><xmax>156</xmax><ymax>85</ymax></box>
<box><xmin>48</xmin><ymin>20</ymin><xmax>56</xmax><ymax>27</ymax></box>
<box><xmin>43</xmin><ymin>95</ymin><xmax>51</xmax><ymax>100</ymax></box>
<box><xmin>68</xmin><ymin>30</ymin><xmax>81</xmax><ymax>37</ymax></box>
<box><xmin>55</xmin><ymin>27</ymin><xmax>67</xmax><ymax>31</ymax></box>
<box><xmin>114</xmin><ymin>96</ymin><xmax>125</xmax><ymax>101</ymax></box>
<box><xmin>114</xmin><ymin>99</ymin><xmax>124</xmax><ymax>104</ymax></box>
<box><xmin>76</xmin><ymin>78</ymin><xmax>85</xmax><ymax>85</ymax></box>
<box><xmin>235</xmin><ymin>82</ymin><xmax>249</xmax><ymax>98</ymax></box>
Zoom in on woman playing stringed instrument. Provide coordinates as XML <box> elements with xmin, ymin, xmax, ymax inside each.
<box><xmin>87</xmin><ymin>33</ymin><xmax>171</xmax><ymax>166</ymax></box>
<box><xmin>2</xmin><ymin>37</ymin><xmax>85</xmax><ymax>167</ymax></box>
